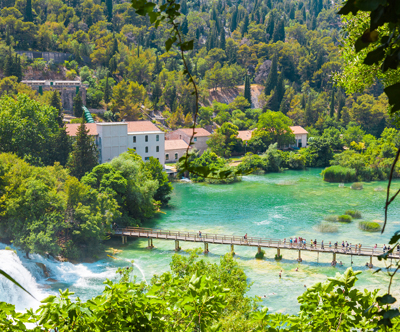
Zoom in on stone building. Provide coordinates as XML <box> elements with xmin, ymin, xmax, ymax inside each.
<box><xmin>164</xmin><ymin>139</ymin><xmax>190</xmax><ymax>163</ymax></box>
<box><xmin>21</xmin><ymin>80</ymin><xmax>87</xmax><ymax>112</ymax></box>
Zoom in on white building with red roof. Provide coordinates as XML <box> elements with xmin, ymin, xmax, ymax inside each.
<box><xmin>165</xmin><ymin>128</ymin><xmax>211</xmax><ymax>154</ymax></box>
<box><xmin>237</xmin><ymin>126</ymin><xmax>308</xmax><ymax>148</ymax></box>
<box><xmin>66</xmin><ymin>121</ymin><xmax>165</xmax><ymax>165</ymax></box>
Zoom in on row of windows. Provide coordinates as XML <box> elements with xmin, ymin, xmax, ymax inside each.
<box><xmin>132</xmin><ymin>146</ymin><xmax>160</xmax><ymax>153</ymax></box>
<box><xmin>165</xmin><ymin>153</ymin><xmax>178</xmax><ymax>161</ymax></box>
<box><xmin>133</xmin><ymin>135</ymin><xmax>160</xmax><ymax>143</ymax></box>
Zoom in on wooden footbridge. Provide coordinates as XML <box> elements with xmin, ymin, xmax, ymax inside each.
<box><xmin>115</xmin><ymin>227</ymin><xmax>399</xmax><ymax>266</ymax></box>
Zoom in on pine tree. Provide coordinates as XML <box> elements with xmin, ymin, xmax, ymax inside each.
<box><xmin>329</xmin><ymin>89</ymin><xmax>335</xmax><ymax>118</ymax></box>
<box><xmin>230</xmin><ymin>6</ymin><xmax>238</xmax><ymax>32</ymax></box>
<box><xmin>73</xmin><ymin>93</ymin><xmax>83</xmax><ymax>117</ymax></box>
<box><xmin>219</xmin><ymin>25</ymin><xmax>226</xmax><ymax>50</ymax></box>
<box><xmin>241</xmin><ymin>14</ymin><xmax>249</xmax><ymax>35</ymax></box>
<box><xmin>104</xmin><ymin>74</ymin><xmax>111</xmax><ymax>104</ymax></box>
<box><xmin>244</xmin><ymin>74</ymin><xmax>251</xmax><ymax>106</ymax></box>
<box><xmin>25</xmin><ymin>0</ymin><xmax>33</xmax><ymax>22</ymax></box>
<box><xmin>106</xmin><ymin>0</ymin><xmax>113</xmax><ymax>22</ymax></box>
<box><xmin>50</xmin><ymin>90</ymin><xmax>63</xmax><ymax>127</ymax></box>
<box><xmin>264</xmin><ymin>55</ymin><xmax>278</xmax><ymax>96</ymax></box>
<box><xmin>67</xmin><ymin>119</ymin><xmax>98</xmax><ymax>179</ymax></box>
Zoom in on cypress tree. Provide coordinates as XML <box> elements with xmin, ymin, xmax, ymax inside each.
<box><xmin>106</xmin><ymin>0</ymin><xmax>113</xmax><ymax>22</ymax></box>
<box><xmin>73</xmin><ymin>93</ymin><xmax>83</xmax><ymax>117</ymax></box>
<box><xmin>67</xmin><ymin>119</ymin><xmax>98</xmax><ymax>179</ymax></box>
<box><xmin>241</xmin><ymin>14</ymin><xmax>249</xmax><ymax>35</ymax></box>
<box><xmin>110</xmin><ymin>36</ymin><xmax>118</xmax><ymax>58</ymax></box>
<box><xmin>329</xmin><ymin>89</ymin><xmax>335</xmax><ymax>118</ymax></box>
<box><xmin>4</xmin><ymin>49</ymin><xmax>13</xmax><ymax>77</ymax></box>
<box><xmin>181</xmin><ymin>16</ymin><xmax>189</xmax><ymax>35</ymax></box>
<box><xmin>269</xmin><ymin>73</ymin><xmax>285</xmax><ymax>112</ymax></box>
<box><xmin>244</xmin><ymin>74</ymin><xmax>251</xmax><ymax>106</ymax></box>
<box><xmin>264</xmin><ymin>55</ymin><xmax>278</xmax><ymax>96</ymax></box>
<box><xmin>304</xmin><ymin>98</ymin><xmax>313</xmax><ymax>126</ymax></box>
<box><xmin>266</xmin><ymin>11</ymin><xmax>275</xmax><ymax>38</ymax></box>
<box><xmin>230</xmin><ymin>6</ymin><xmax>238</xmax><ymax>32</ymax></box>
<box><xmin>25</xmin><ymin>0</ymin><xmax>33</xmax><ymax>22</ymax></box>
<box><xmin>5</xmin><ymin>26</ymin><xmax>11</xmax><ymax>46</ymax></box>
<box><xmin>181</xmin><ymin>0</ymin><xmax>188</xmax><ymax>15</ymax></box>
<box><xmin>50</xmin><ymin>91</ymin><xmax>63</xmax><ymax>127</ymax></box>
<box><xmin>301</xmin><ymin>94</ymin><xmax>306</xmax><ymax>109</ymax></box>
<box><xmin>51</xmin><ymin>127</ymin><xmax>72</xmax><ymax>166</ymax></box>
<box><xmin>104</xmin><ymin>74</ymin><xmax>111</xmax><ymax>104</ymax></box>
<box><xmin>220</xmin><ymin>25</ymin><xmax>226</xmax><ymax>50</ymax></box>
<box><xmin>289</xmin><ymin>5</ymin><xmax>295</xmax><ymax>20</ymax></box>
<box><xmin>152</xmin><ymin>77</ymin><xmax>162</xmax><ymax>107</ymax></box>
<box><xmin>154</xmin><ymin>55</ymin><xmax>163</xmax><ymax>75</ymax></box>
<box><xmin>15</xmin><ymin>55</ymin><xmax>22</xmax><ymax>82</ymax></box>
<box><xmin>272</xmin><ymin>19</ymin><xmax>285</xmax><ymax>43</ymax></box>
<box><xmin>337</xmin><ymin>91</ymin><xmax>345</xmax><ymax>121</ymax></box>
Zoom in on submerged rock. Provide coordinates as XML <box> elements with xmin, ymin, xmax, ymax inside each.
<box><xmin>35</xmin><ymin>262</ymin><xmax>50</xmax><ymax>278</ymax></box>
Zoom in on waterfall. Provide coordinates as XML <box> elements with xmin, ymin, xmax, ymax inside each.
<box><xmin>0</xmin><ymin>249</ymin><xmax>46</xmax><ymax>311</ymax></box>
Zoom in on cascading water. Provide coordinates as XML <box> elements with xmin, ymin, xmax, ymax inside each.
<box><xmin>0</xmin><ymin>249</ymin><xmax>47</xmax><ymax>311</ymax></box>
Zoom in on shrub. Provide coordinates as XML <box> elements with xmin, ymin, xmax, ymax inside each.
<box><xmin>274</xmin><ymin>254</ymin><xmax>282</xmax><ymax>260</ymax></box>
<box><xmin>315</xmin><ymin>222</ymin><xmax>338</xmax><ymax>233</ymax></box>
<box><xmin>255</xmin><ymin>249</ymin><xmax>265</xmax><ymax>259</ymax></box>
<box><xmin>324</xmin><ymin>215</ymin><xmax>338</xmax><ymax>222</ymax></box>
<box><xmin>322</xmin><ymin>166</ymin><xmax>357</xmax><ymax>183</ymax></box>
<box><xmin>345</xmin><ymin>210</ymin><xmax>362</xmax><ymax>219</ymax></box>
<box><xmin>5</xmin><ymin>246</ymin><xmax>12</xmax><ymax>250</ymax></box>
<box><xmin>351</xmin><ymin>182</ymin><xmax>363</xmax><ymax>190</ymax></box>
<box><xmin>358</xmin><ymin>221</ymin><xmax>381</xmax><ymax>232</ymax></box>
<box><xmin>338</xmin><ymin>215</ymin><xmax>352</xmax><ymax>223</ymax></box>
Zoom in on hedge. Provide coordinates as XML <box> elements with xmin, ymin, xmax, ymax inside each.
<box><xmin>322</xmin><ymin>166</ymin><xmax>357</xmax><ymax>183</ymax></box>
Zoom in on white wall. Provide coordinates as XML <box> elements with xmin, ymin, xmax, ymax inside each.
<box><xmin>295</xmin><ymin>134</ymin><xmax>307</xmax><ymax>148</ymax></box>
<box><xmin>97</xmin><ymin>123</ymin><xmax>128</xmax><ymax>163</ymax></box>
<box><xmin>165</xmin><ymin>148</ymin><xmax>187</xmax><ymax>163</ymax></box>
<box><xmin>128</xmin><ymin>132</ymin><xmax>165</xmax><ymax>165</ymax></box>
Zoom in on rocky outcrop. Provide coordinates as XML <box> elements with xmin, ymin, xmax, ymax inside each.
<box><xmin>35</xmin><ymin>262</ymin><xmax>50</xmax><ymax>278</ymax></box>
<box><xmin>208</xmin><ymin>84</ymin><xmax>264</xmax><ymax>109</ymax></box>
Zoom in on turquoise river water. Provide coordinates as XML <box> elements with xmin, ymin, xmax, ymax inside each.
<box><xmin>1</xmin><ymin>168</ymin><xmax>400</xmax><ymax>313</ymax></box>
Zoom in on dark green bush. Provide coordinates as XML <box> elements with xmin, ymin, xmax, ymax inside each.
<box><xmin>345</xmin><ymin>210</ymin><xmax>362</xmax><ymax>219</ymax></box>
<box><xmin>338</xmin><ymin>215</ymin><xmax>352</xmax><ymax>223</ymax></box>
<box><xmin>322</xmin><ymin>166</ymin><xmax>357</xmax><ymax>183</ymax></box>
<box><xmin>358</xmin><ymin>221</ymin><xmax>381</xmax><ymax>232</ymax></box>
<box><xmin>255</xmin><ymin>249</ymin><xmax>265</xmax><ymax>259</ymax></box>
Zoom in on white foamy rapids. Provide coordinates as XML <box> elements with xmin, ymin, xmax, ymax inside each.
<box><xmin>0</xmin><ymin>250</ymin><xmax>47</xmax><ymax>311</ymax></box>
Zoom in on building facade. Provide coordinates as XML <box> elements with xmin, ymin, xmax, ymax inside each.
<box><xmin>165</xmin><ymin>128</ymin><xmax>211</xmax><ymax>154</ymax></box>
<box><xmin>66</xmin><ymin>121</ymin><xmax>165</xmax><ymax>165</ymax></box>
<box><xmin>165</xmin><ymin>140</ymin><xmax>190</xmax><ymax>163</ymax></box>
<box><xmin>237</xmin><ymin>126</ymin><xmax>308</xmax><ymax>148</ymax></box>
<box><xmin>21</xmin><ymin>80</ymin><xmax>87</xmax><ymax>111</ymax></box>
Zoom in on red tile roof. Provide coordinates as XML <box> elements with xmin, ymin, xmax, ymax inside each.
<box><xmin>177</xmin><ymin>128</ymin><xmax>211</xmax><ymax>137</ymax></box>
<box><xmin>290</xmin><ymin>126</ymin><xmax>308</xmax><ymax>135</ymax></box>
<box><xmin>126</xmin><ymin>121</ymin><xmax>161</xmax><ymax>132</ymax></box>
<box><xmin>165</xmin><ymin>139</ymin><xmax>190</xmax><ymax>151</ymax></box>
<box><xmin>65</xmin><ymin>123</ymin><xmax>98</xmax><ymax>136</ymax></box>
<box><xmin>237</xmin><ymin>130</ymin><xmax>253</xmax><ymax>141</ymax></box>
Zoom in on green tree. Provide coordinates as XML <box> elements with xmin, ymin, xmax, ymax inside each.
<box><xmin>241</xmin><ymin>14</ymin><xmax>249</xmax><ymax>35</ymax></box>
<box><xmin>230</xmin><ymin>6</ymin><xmax>238</xmax><ymax>32</ymax></box>
<box><xmin>50</xmin><ymin>91</ymin><xmax>63</xmax><ymax>127</ymax></box>
<box><xmin>106</xmin><ymin>0</ymin><xmax>113</xmax><ymax>22</ymax></box>
<box><xmin>219</xmin><ymin>25</ymin><xmax>226</xmax><ymax>50</ymax></box>
<box><xmin>264</xmin><ymin>55</ymin><xmax>278</xmax><ymax>97</ymax></box>
<box><xmin>73</xmin><ymin>93</ymin><xmax>83</xmax><ymax>118</ymax></box>
<box><xmin>67</xmin><ymin>119</ymin><xmax>98</xmax><ymax>179</ymax></box>
<box><xmin>330</xmin><ymin>88</ymin><xmax>335</xmax><ymax>118</ymax></box>
<box><xmin>144</xmin><ymin>157</ymin><xmax>173</xmax><ymax>206</ymax></box>
<box><xmin>244</xmin><ymin>74</ymin><xmax>251</xmax><ymax>106</ymax></box>
<box><xmin>272</xmin><ymin>19</ymin><xmax>285</xmax><ymax>43</ymax></box>
<box><xmin>25</xmin><ymin>0</ymin><xmax>33</xmax><ymax>22</ymax></box>
<box><xmin>104</xmin><ymin>73</ymin><xmax>112</xmax><ymax>104</ymax></box>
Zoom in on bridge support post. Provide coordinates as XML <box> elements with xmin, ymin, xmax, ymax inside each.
<box><xmin>275</xmin><ymin>248</ymin><xmax>282</xmax><ymax>260</ymax></box>
<box><xmin>175</xmin><ymin>240</ymin><xmax>180</xmax><ymax>251</ymax></box>
<box><xmin>332</xmin><ymin>252</ymin><xmax>336</xmax><ymax>265</ymax></box>
<box><xmin>147</xmin><ymin>238</ymin><xmax>154</xmax><ymax>249</ymax></box>
<box><xmin>369</xmin><ymin>256</ymin><xmax>373</xmax><ymax>268</ymax></box>
<box><xmin>204</xmin><ymin>242</ymin><xmax>209</xmax><ymax>254</ymax></box>
<box><xmin>230</xmin><ymin>244</ymin><xmax>235</xmax><ymax>256</ymax></box>
<box><xmin>297</xmin><ymin>250</ymin><xmax>302</xmax><ymax>262</ymax></box>
<box><xmin>122</xmin><ymin>236</ymin><xmax>127</xmax><ymax>244</ymax></box>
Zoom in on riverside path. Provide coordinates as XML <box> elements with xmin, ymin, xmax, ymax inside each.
<box><xmin>115</xmin><ymin>227</ymin><xmax>399</xmax><ymax>266</ymax></box>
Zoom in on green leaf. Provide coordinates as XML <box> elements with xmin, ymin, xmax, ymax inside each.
<box><xmin>377</xmin><ymin>294</ymin><xmax>397</xmax><ymax>304</ymax></box>
<box><xmin>338</xmin><ymin>0</ymin><xmax>359</xmax><ymax>15</ymax></box>
<box><xmin>385</xmin><ymin>83</ymin><xmax>400</xmax><ymax>114</ymax></box>
<box><xmin>389</xmin><ymin>231</ymin><xmax>400</xmax><ymax>244</ymax></box>
<box><xmin>363</xmin><ymin>45</ymin><xmax>386</xmax><ymax>65</ymax></box>
<box><xmin>165</xmin><ymin>36</ymin><xmax>177</xmax><ymax>51</ymax></box>
<box><xmin>383</xmin><ymin>309</ymin><xmax>400</xmax><ymax>319</ymax></box>
<box><xmin>355</xmin><ymin>0</ymin><xmax>386</xmax><ymax>11</ymax></box>
<box><xmin>180</xmin><ymin>40</ymin><xmax>194</xmax><ymax>51</ymax></box>
<box><xmin>0</xmin><ymin>269</ymin><xmax>37</xmax><ymax>300</ymax></box>
<box><xmin>355</xmin><ymin>37</ymin><xmax>370</xmax><ymax>53</ymax></box>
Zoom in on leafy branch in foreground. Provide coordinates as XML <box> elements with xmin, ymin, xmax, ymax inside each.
<box><xmin>0</xmin><ymin>269</ymin><xmax>36</xmax><ymax>300</ymax></box>
<box><xmin>130</xmin><ymin>0</ymin><xmax>249</xmax><ymax>180</ymax></box>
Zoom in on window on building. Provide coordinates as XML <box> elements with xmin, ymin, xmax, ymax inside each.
<box><xmin>175</xmin><ymin>153</ymin><xmax>178</xmax><ymax>160</ymax></box>
<box><xmin>133</xmin><ymin>136</ymin><xmax>136</xmax><ymax>143</ymax></box>
<box><xmin>156</xmin><ymin>146</ymin><xmax>159</xmax><ymax>152</ymax></box>
<box><xmin>156</xmin><ymin>135</ymin><xmax>159</xmax><ymax>141</ymax></box>
<box><xmin>194</xmin><ymin>137</ymin><xmax>197</xmax><ymax>142</ymax></box>
<box><xmin>145</xmin><ymin>135</ymin><xmax>148</xmax><ymax>142</ymax></box>
<box><xmin>166</xmin><ymin>154</ymin><xmax>169</xmax><ymax>160</ymax></box>
<box><xmin>145</xmin><ymin>157</ymin><xmax>150</xmax><ymax>161</ymax></box>
<box><xmin>145</xmin><ymin>146</ymin><xmax>148</xmax><ymax>153</ymax></box>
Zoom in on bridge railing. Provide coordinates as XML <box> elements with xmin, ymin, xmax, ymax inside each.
<box><xmin>114</xmin><ymin>227</ymin><xmax>398</xmax><ymax>256</ymax></box>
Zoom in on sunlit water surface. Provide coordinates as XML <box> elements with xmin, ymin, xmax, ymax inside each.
<box><xmin>1</xmin><ymin>168</ymin><xmax>400</xmax><ymax>313</ymax></box>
